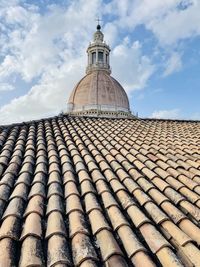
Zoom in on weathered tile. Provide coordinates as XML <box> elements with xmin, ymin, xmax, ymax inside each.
<box><xmin>71</xmin><ymin>233</ymin><xmax>98</xmax><ymax>266</ymax></box>
<box><xmin>47</xmin><ymin>235</ymin><xmax>71</xmax><ymax>267</ymax></box>
<box><xmin>0</xmin><ymin>216</ymin><xmax>21</xmax><ymax>240</ymax></box>
<box><xmin>0</xmin><ymin>116</ymin><xmax>200</xmax><ymax>266</ymax></box>
<box><xmin>0</xmin><ymin>238</ymin><xmax>16</xmax><ymax>266</ymax></box>
<box><xmin>45</xmin><ymin>211</ymin><xmax>67</xmax><ymax>239</ymax></box>
<box><xmin>20</xmin><ymin>213</ymin><xmax>42</xmax><ymax>240</ymax></box>
<box><xmin>19</xmin><ymin>236</ymin><xmax>44</xmax><ymax>266</ymax></box>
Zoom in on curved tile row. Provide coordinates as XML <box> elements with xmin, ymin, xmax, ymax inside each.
<box><xmin>0</xmin><ymin>115</ymin><xmax>200</xmax><ymax>266</ymax></box>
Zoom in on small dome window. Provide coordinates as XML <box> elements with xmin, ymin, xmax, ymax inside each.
<box><xmin>98</xmin><ymin>51</ymin><xmax>103</xmax><ymax>62</ymax></box>
<box><xmin>106</xmin><ymin>53</ymin><xmax>109</xmax><ymax>63</ymax></box>
<box><xmin>92</xmin><ymin>52</ymin><xmax>96</xmax><ymax>64</ymax></box>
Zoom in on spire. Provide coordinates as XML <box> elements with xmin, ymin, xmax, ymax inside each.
<box><xmin>93</xmin><ymin>23</ymin><xmax>104</xmax><ymax>42</ymax></box>
<box><xmin>96</xmin><ymin>17</ymin><xmax>102</xmax><ymax>30</ymax></box>
<box><xmin>86</xmin><ymin>23</ymin><xmax>111</xmax><ymax>74</ymax></box>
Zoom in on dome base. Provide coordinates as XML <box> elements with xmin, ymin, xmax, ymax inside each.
<box><xmin>66</xmin><ymin>109</ymin><xmax>133</xmax><ymax>119</ymax></box>
<box><xmin>68</xmin><ymin>70</ymin><xmax>130</xmax><ymax>115</ymax></box>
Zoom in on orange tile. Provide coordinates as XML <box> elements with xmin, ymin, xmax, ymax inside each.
<box><xmin>0</xmin><ymin>238</ymin><xmax>16</xmax><ymax>266</ymax></box>
<box><xmin>1</xmin><ymin>116</ymin><xmax>200</xmax><ymax>266</ymax></box>
<box><xmin>156</xmin><ymin>247</ymin><xmax>183</xmax><ymax>267</ymax></box>
<box><xmin>96</xmin><ymin>229</ymin><xmax>123</xmax><ymax>262</ymax></box>
<box><xmin>47</xmin><ymin>235</ymin><xmax>71</xmax><ymax>266</ymax></box>
<box><xmin>24</xmin><ymin>195</ymin><xmax>44</xmax><ymax>217</ymax></box>
<box><xmin>45</xmin><ymin>211</ymin><xmax>67</xmax><ymax>239</ymax></box>
<box><xmin>19</xmin><ymin>236</ymin><xmax>44</xmax><ymax>266</ymax></box>
<box><xmin>139</xmin><ymin>223</ymin><xmax>171</xmax><ymax>254</ymax></box>
<box><xmin>0</xmin><ymin>216</ymin><xmax>20</xmax><ymax>240</ymax></box>
<box><xmin>71</xmin><ymin>233</ymin><xmax>98</xmax><ymax>266</ymax></box>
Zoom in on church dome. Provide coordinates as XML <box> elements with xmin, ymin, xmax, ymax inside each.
<box><xmin>67</xmin><ymin>24</ymin><xmax>132</xmax><ymax>118</ymax></box>
<box><xmin>68</xmin><ymin>70</ymin><xmax>130</xmax><ymax>113</ymax></box>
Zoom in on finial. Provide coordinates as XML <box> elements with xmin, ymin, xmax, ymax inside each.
<box><xmin>96</xmin><ymin>17</ymin><xmax>102</xmax><ymax>30</ymax></box>
<box><xmin>97</xmin><ymin>24</ymin><xmax>101</xmax><ymax>30</ymax></box>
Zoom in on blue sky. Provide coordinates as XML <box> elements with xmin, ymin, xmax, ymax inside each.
<box><xmin>0</xmin><ymin>0</ymin><xmax>200</xmax><ymax>124</ymax></box>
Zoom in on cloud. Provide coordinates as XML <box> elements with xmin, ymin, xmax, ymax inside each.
<box><xmin>103</xmin><ymin>22</ymin><xmax>118</xmax><ymax>47</ymax></box>
<box><xmin>0</xmin><ymin>0</ymin><xmax>200</xmax><ymax>124</ymax></box>
<box><xmin>147</xmin><ymin>0</ymin><xmax>200</xmax><ymax>45</ymax></box>
<box><xmin>0</xmin><ymin>83</ymin><xmax>14</xmax><ymax>91</ymax></box>
<box><xmin>0</xmin><ymin>54</ymin><xmax>86</xmax><ymax>124</ymax></box>
<box><xmin>151</xmin><ymin>108</ymin><xmax>181</xmax><ymax>119</ymax></box>
<box><xmin>107</xmin><ymin>0</ymin><xmax>200</xmax><ymax>46</ymax></box>
<box><xmin>0</xmin><ymin>0</ymin><xmax>100</xmax><ymax>124</ymax></box>
<box><xmin>0</xmin><ymin>0</ymin><xmax>157</xmax><ymax>124</ymax></box>
<box><xmin>112</xmin><ymin>39</ymin><xmax>155</xmax><ymax>92</ymax></box>
<box><xmin>163</xmin><ymin>52</ymin><xmax>182</xmax><ymax>77</ymax></box>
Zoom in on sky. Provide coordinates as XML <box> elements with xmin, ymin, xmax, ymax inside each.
<box><xmin>0</xmin><ymin>0</ymin><xmax>200</xmax><ymax>124</ymax></box>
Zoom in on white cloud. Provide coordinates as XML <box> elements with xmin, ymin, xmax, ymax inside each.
<box><xmin>0</xmin><ymin>0</ymin><xmax>100</xmax><ymax>124</ymax></box>
<box><xmin>0</xmin><ymin>83</ymin><xmax>14</xmax><ymax>91</ymax></box>
<box><xmin>0</xmin><ymin>0</ymin><xmax>199</xmax><ymax>124</ymax></box>
<box><xmin>163</xmin><ymin>52</ymin><xmax>182</xmax><ymax>77</ymax></box>
<box><xmin>112</xmin><ymin>39</ymin><xmax>155</xmax><ymax>92</ymax></box>
<box><xmin>151</xmin><ymin>108</ymin><xmax>181</xmax><ymax>119</ymax></box>
<box><xmin>147</xmin><ymin>0</ymin><xmax>200</xmax><ymax>45</ymax></box>
<box><xmin>0</xmin><ymin>0</ymin><xmax>157</xmax><ymax>124</ymax></box>
<box><xmin>103</xmin><ymin>23</ymin><xmax>118</xmax><ymax>47</ymax></box>
<box><xmin>107</xmin><ymin>0</ymin><xmax>200</xmax><ymax>46</ymax></box>
<box><xmin>0</xmin><ymin>56</ymin><xmax>85</xmax><ymax>124</ymax></box>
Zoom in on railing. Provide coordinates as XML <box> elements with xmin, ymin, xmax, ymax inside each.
<box><xmin>67</xmin><ymin>104</ymin><xmax>130</xmax><ymax>113</ymax></box>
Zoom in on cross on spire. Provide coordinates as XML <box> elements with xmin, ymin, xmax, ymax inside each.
<box><xmin>96</xmin><ymin>16</ymin><xmax>102</xmax><ymax>26</ymax></box>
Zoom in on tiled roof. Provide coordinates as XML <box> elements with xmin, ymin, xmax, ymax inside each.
<box><xmin>0</xmin><ymin>115</ymin><xmax>200</xmax><ymax>267</ymax></box>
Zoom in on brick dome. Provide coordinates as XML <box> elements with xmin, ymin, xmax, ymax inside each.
<box><xmin>68</xmin><ymin>70</ymin><xmax>130</xmax><ymax>113</ymax></box>
<box><xmin>67</xmin><ymin>25</ymin><xmax>132</xmax><ymax>117</ymax></box>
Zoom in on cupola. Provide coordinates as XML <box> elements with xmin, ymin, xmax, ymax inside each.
<box><xmin>67</xmin><ymin>24</ymin><xmax>132</xmax><ymax>118</ymax></box>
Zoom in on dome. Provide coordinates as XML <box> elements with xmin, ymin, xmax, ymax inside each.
<box><xmin>68</xmin><ymin>70</ymin><xmax>130</xmax><ymax>114</ymax></box>
<box><xmin>67</xmin><ymin>24</ymin><xmax>132</xmax><ymax>118</ymax></box>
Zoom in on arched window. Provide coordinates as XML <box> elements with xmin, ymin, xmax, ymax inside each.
<box><xmin>92</xmin><ymin>52</ymin><xmax>96</xmax><ymax>64</ymax></box>
<box><xmin>98</xmin><ymin>51</ymin><xmax>103</xmax><ymax>62</ymax></box>
<box><xmin>106</xmin><ymin>53</ymin><xmax>108</xmax><ymax>63</ymax></box>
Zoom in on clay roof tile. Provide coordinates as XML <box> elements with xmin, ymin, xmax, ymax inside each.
<box><xmin>1</xmin><ymin>116</ymin><xmax>200</xmax><ymax>266</ymax></box>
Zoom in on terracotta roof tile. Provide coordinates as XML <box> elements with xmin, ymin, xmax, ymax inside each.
<box><xmin>0</xmin><ymin>238</ymin><xmax>16</xmax><ymax>266</ymax></box>
<box><xmin>156</xmin><ymin>247</ymin><xmax>183</xmax><ymax>267</ymax></box>
<box><xmin>20</xmin><ymin>213</ymin><xmax>42</xmax><ymax>241</ymax></box>
<box><xmin>16</xmin><ymin>172</ymin><xmax>32</xmax><ymax>186</ymax></box>
<box><xmin>66</xmin><ymin>194</ymin><xmax>83</xmax><ymax>215</ymax></box>
<box><xmin>127</xmin><ymin>204</ymin><xmax>151</xmax><ymax>228</ymax></box>
<box><xmin>1</xmin><ymin>116</ymin><xmax>200</xmax><ymax>266</ymax></box>
<box><xmin>179</xmin><ymin>218</ymin><xmax>200</xmax><ymax>245</ymax></box>
<box><xmin>0</xmin><ymin>184</ymin><xmax>10</xmax><ymax>201</ymax></box>
<box><xmin>140</xmin><ymin>223</ymin><xmax>171</xmax><ymax>253</ymax></box>
<box><xmin>89</xmin><ymin>209</ymin><xmax>111</xmax><ymax>234</ymax></box>
<box><xmin>28</xmin><ymin>182</ymin><xmax>46</xmax><ymax>199</ymax></box>
<box><xmin>69</xmin><ymin>211</ymin><xmax>89</xmax><ymax>238</ymax></box>
<box><xmin>46</xmin><ymin>212</ymin><xmax>66</xmax><ymax>239</ymax></box>
<box><xmin>10</xmin><ymin>183</ymin><xmax>28</xmax><ymax>201</ymax></box>
<box><xmin>24</xmin><ymin>195</ymin><xmax>44</xmax><ymax>217</ymax></box>
<box><xmin>161</xmin><ymin>201</ymin><xmax>186</xmax><ymax>224</ymax></box>
<box><xmin>46</xmin><ymin>195</ymin><xmax>64</xmax><ymax>216</ymax></box>
<box><xmin>96</xmin><ymin>229</ymin><xmax>124</xmax><ymax>262</ymax></box>
<box><xmin>2</xmin><ymin>197</ymin><xmax>24</xmax><ymax>220</ymax></box>
<box><xmin>71</xmin><ymin>233</ymin><xmax>98</xmax><ymax>266</ymax></box>
<box><xmin>0</xmin><ymin>216</ymin><xmax>20</xmax><ymax>240</ymax></box>
<box><xmin>47</xmin><ymin>235</ymin><xmax>71</xmax><ymax>267</ymax></box>
<box><xmin>19</xmin><ymin>236</ymin><xmax>45</xmax><ymax>266</ymax></box>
